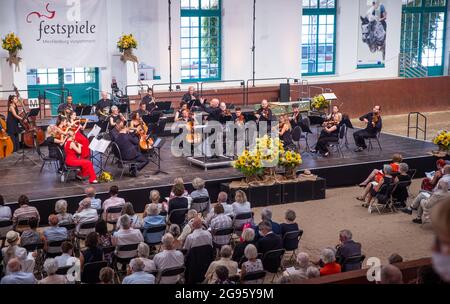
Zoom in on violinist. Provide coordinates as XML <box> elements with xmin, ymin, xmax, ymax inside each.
<box><xmin>64</xmin><ymin>129</ymin><xmax>98</xmax><ymax>184</ymax></box>
<box><xmin>289</xmin><ymin>104</ymin><xmax>303</xmax><ymax>128</ymax></box>
<box><xmin>219</xmin><ymin>102</ymin><xmax>233</xmax><ymax>125</ymax></box>
<box><xmin>57</xmin><ymin>95</ymin><xmax>77</xmax><ymax>116</ymax></box>
<box><xmin>279</xmin><ymin>114</ymin><xmax>295</xmax><ymax>151</ymax></box>
<box><xmin>353</xmin><ymin>105</ymin><xmax>382</xmax><ymax>152</ymax></box>
<box><xmin>312</xmin><ymin>105</ymin><xmax>342</xmax><ymax>157</ymax></box>
<box><xmin>181</xmin><ymin>86</ymin><xmax>200</xmax><ymax>108</ymax></box>
<box><xmin>115</xmin><ymin>123</ymin><xmax>149</xmax><ymax>177</ymax></box>
<box><xmin>136</xmin><ymin>102</ymin><xmax>150</xmax><ymax>118</ymax></box>
<box><xmin>255</xmin><ymin>99</ymin><xmax>273</xmax><ymax>122</ymax></box>
<box><xmin>45</xmin><ymin>125</ymin><xmax>65</xmax><ymax>172</ymax></box>
<box><xmin>68</xmin><ymin>111</ymin><xmax>91</xmax><ymax>160</ymax></box>
<box><xmin>95</xmin><ymin>91</ymin><xmax>113</xmax><ymax>122</ymax></box>
<box><xmin>142</xmin><ymin>88</ymin><xmax>158</xmax><ymax>113</ymax></box>
<box><xmin>234</xmin><ymin>107</ymin><xmax>246</xmax><ymax>126</ymax></box>
<box><xmin>6</xmin><ymin>95</ymin><xmax>22</xmax><ymax>152</ymax></box>
<box><xmin>108</xmin><ymin>105</ymin><xmax>126</xmax><ymax>130</ymax></box>
<box><xmin>174</xmin><ymin>101</ymin><xmax>188</xmax><ymax>122</ymax></box>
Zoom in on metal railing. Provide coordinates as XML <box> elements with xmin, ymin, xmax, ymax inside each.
<box><xmin>200</xmin><ymin>80</ymin><xmax>246</xmax><ymax>105</ymax></box>
<box><xmin>407</xmin><ymin>112</ymin><xmax>427</xmax><ymax>140</ymax></box>
<box><xmin>125</xmin><ymin>84</ymin><xmax>150</xmax><ymax>97</ymax></box>
<box><xmin>399</xmin><ymin>53</ymin><xmax>428</xmax><ymax>78</ymax></box>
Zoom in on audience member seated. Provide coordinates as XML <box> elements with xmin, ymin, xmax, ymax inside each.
<box><xmin>392</xmin><ymin>163</ymin><xmax>412</xmax><ymax>208</ymax></box>
<box><xmin>143</xmin><ymin>203</ymin><xmax>166</xmax><ymax>244</ymax></box>
<box><xmin>240</xmin><ymin>244</ymin><xmax>264</xmax><ymax>284</ymax></box>
<box><xmin>232</xmin><ymin>190</ymin><xmax>251</xmax><ymax>216</ymax></box>
<box><xmin>431</xmin><ymin>195</ymin><xmax>450</xmax><ymax>283</ymax></box>
<box><xmin>19</xmin><ymin>217</ymin><xmax>44</xmax><ymax>246</ymax></box>
<box><xmin>169</xmin><ymin>177</ymin><xmax>189</xmax><ymax>198</ymax></box>
<box><xmin>359</xmin><ymin>164</ymin><xmax>394</xmax><ymax>210</ymax></box>
<box><xmin>44</xmin><ymin>215</ymin><xmax>68</xmax><ymax>246</ymax></box>
<box><xmin>358</xmin><ymin>153</ymin><xmax>403</xmax><ymax>187</ymax></box>
<box><xmin>402</xmin><ymin>180</ymin><xmax>450</xmax><ymax>224</ymax></box>
<box><xmin>255</xmin><ymin>208</ymin><xmax>281</xmax><ymax>238</ymax></box>
<box><xmin>256</xmin><ymin>220</ymin><xmax>283</xmax><ymax>257</ymax></box>
<box><xmin>95</xmin><ymin>220</ymin><xmax>113</xmax><ymax>263</ymax></box>
<box><xmin>214</xmin><ymin>266</ymin><xmax>235</xmax><ymax>284</ymax></box>
<box><xmin>210</xmin><ymin>204</ymin><xmax>233</xmax><ymax>247</ymax></box>
<box><xmin>80</xmin><ymin>232</ymin><xmax>104</xmax><ymax>269</ymax></box>
<box><xmin>388</xmin><ymin>253</ymin><xmax>404</xmax><ymax>264</ymax></box>
<box><xmin>73</xmin><ymin>198</ymin><xmax>99</xmax><ymax>234</ymax></box>
<box><xmin>55</xmin><ymin>241</ymin><xmax>78</xmax><ymax>268</ymax></box>
<box><xmin>129</xmin><ymin>242</ymin><xmax>156</xmax><ymax>273</ymax></box>
<box><xmin>117</xmin><ymin>202</ymin><xmax>143</xmax><ymax>229</ymax></box>
<box><xmin>102</xmin><ymin>185</ymin><xmax>126</xmax><ymax>222</ymax></box>
<box><xmin>112</xmin><ymin>215</ymin><xmax>144</xmax><ymax>259</ymax></box>
<box><xmin>380</xmin><ymin>264</ymin><xmax>403</xmax><ymax>284</ymax></box>
<box><xmin>168</xmin><ymin>224</ymin><xmax>182</xmax><ymax>250</ymax></box>
<box><xmin>183</xmin><ymin>218</ymin><xmax>212</xmax><ymax>251</ymax></box>
<box><xmin>12</xmin><ymin>195</ymin><xmax>40</xmax><ymax>229</ymax></box>
<box><xmin>232</xmin><ymin>228</ymin><xmax>256</xmax><ymax>264</ymax></box>
<box><xmin>280</xmin><ymin>209</ymin><xmax>299</xmax><ymax>237</ymax></box>
<box><xmin>0</xmin><ymin>194</ymin><xmax>11</xmax><ymax>221</ymax></box>
<box><xmin>15</xmin><ymin>247</ymin><xmax>35</xmax><ymax>274</ymax></box>
<box><xmin>204</xmin><ymin>245</ymin><xmax>238</xmax><ymax>284</ymax></box>
<box><xmin>414</xmin><ymin>265</ymin><xmax>444</xmax><ymax>284</ymax></box>
<box><xmin>153</xmin><ymin>233</ymin><xmax>185</xmax><ymax>284</ymax></box>
<box><xmin>319</xmin><ymin>248</ymin><xmax>341</xmax><ymax>276</ymax></box>
<box><xmin>422</xmin><ymin>159</ymin><xmax>447</xmax><ymax>191</ymax></box>
<box><xmin>0</xmin><ymin>258</ymin><xmax>36</xmax><ymax>284</ymax></box>
<box><xmin>438</xmin><ymin>165</ymin><xmax>450</xmax><ymax>188</ymax></box>
<box><xmin>168</xmin><ymin>183</ymin><xmax>189</xmax><ymax>225</ymax></box>
<box><xmin>99</xmin><ymin>267</ymin><xmax>115</xmax><ymax>284</ymax></box>
<box><xmin>122</xmin><ymin>258</ymin><xmax>155</xmax><ymax>284</ymax></box>
<box><xmin>206</xmin><ymin>192</ymin><xmax>233</xmax><ymax>225</ymax></box>
<box><xmin>335</xmin><ymin>229</ymin><xmax>362</xmax><ymax>271</ymax></box>
<box><xmin>54</xmin><ymin>200</ymin><xmax>73</xmax><ymax>225</ymax></box>
<box><xmin>178</xmin><ymin>209</ymin><xmax>199</xmax><ymax>242</ymax></box>
<box><xmin>39</xmin><ymin>258</ymin><xmax>68</xmax><ymax>284</ymax></box>
<box><xmin>306</xmin><ymin>266</ymin><xmax>320</xmax><ymax>279</ymax></box>
<box><xmin>144</xmin><ymin>190</ymin><xmax>168</xmax><ymax>216</ymax></box>
<box><xmin>84</xmin><ymin>186</ymin><xmax>102</xmax><ymax>210</ymax></box>
<box><xmin>282</xmin><ymin>252</ymin><xmax>309</xmax><ymax>279</ymax></box>
<box><xmin>190</xmin><ymin>177</ymin><xmax>210</xmax><ymax>214</ymax></box>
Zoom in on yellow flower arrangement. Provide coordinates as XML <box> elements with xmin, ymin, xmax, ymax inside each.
<box><xmin>433</xmin><ymin>130</ymin><xmax>450</xmax><ymax>150</ymax></box>
<box><xmin>233</xmin><ymin>149</ymin><xmax>264</xmax><ymax>178</ymax></box>
<box><xmin>311</xmin><ymin>94</ymin><xmax>329</xmax><ymax>111</ymax></box>
<box><xmin>1</xmin><ymin>32</ymin><xmax>22</xmax><ymax>53</ymax></box>
<box><xmin>279</xmin><ymin>150</ymin><xmax>302</xmax><ymax>169</ymax></box>
<box><xmin>98</xmin><ymin>171</ymin><xmax>113</xmax><ymax>183</ymax></box>
<box><xmin>117</xmin><ymin>34</ymin><xmax>138</xmax><ymax>52</ymax></box>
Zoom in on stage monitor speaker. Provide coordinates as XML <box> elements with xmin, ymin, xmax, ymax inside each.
<box><xmin>279</xmin><ymin>83</ymin><xmax>290</xmax><ymax>102</ymax></box>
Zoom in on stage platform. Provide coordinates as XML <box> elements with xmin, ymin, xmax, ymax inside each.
<box><xmin>0</xmin><ymin>128</ymin><xmax>442</xmax><ymax>224</ymax></box>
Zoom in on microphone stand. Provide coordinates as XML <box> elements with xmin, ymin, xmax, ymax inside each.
<box><xmin>251</xmin><ymin>0</ymin><xmax>256</xmax><ymax>87</ymax></box>
<box><xmin>168</xmin><ymin>0</ymin><xmax>173</xmax><ymax>92</ymax></box>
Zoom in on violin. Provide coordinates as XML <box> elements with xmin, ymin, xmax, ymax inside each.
<box><xmin>372</xmin><ymin>112</ymin><xmax>380</xmax><ymax>126</ymax></box>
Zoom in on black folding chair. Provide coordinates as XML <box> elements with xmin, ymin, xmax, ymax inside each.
<box><xmin>108</xmin><ymin>142</ymin><xmax>140</xmax><ymax>179</ymax></box>
<box><xmin>212</xmin><ymin>227</ymin><xmax>234</xmax><ymax>249</ymax></box>
<box><xmin>105</xmin><ymin>206</ymin><xmax>124</xmax><ymax>228</ymax></box>
<box><xmin>57</xmin><ymin>147</ymin><xmax>81</xmax><ymax>183</ymax></box>
<box><xmin>292</xmin><ymin>125</ymin><xmax>311</xmax><ymax>153</ymax></box>
<box><xmin>341</xmin><ymin>254</ymin><xmax>366</xmax><ymax>272</ymax></box>
<box><xmin>81</xmin><ymin>261</ymin><xmax>108</xmax><ymax>284</ymax></box>
<box><xmin>262</xmin><ymin>249</ymin><xmax>285</xmax><ymax>282</ymax></box>
<box><xmin>46</xmin><ymin>239</ymin><xmax>67</xmax><ymax>258</ymax></box>
<box><xmin>113</xmin><ymin>243</ymin><xmax>139</xmax><ymax>277</ymax></box>
<box><xmin>157</xmin><ymin>266</ymin><xmax>186</xmax><ymax>284</ymax></box>
<box><xmin>282</xmin><ymin>230</ymin><xmax>304</xmax><ymax>261</ymax></box>
<box><xmin>241</xmin><ymin>270</ymin><xmax>266</xmax><ymax>284</ymax></box>
<box><xmin>22</xmin><ymin>242</ymin><xmax>45</xmax><ymax>252</ymax></box>
<box><xmin>74</xmin><ymin>221</ymin><xmax>98</xmax><ymax>251</ymax></box>
<box><xmin>0</xmin><ymin>220</ymin><xmax>13</xmax><ymax>248</ymax></box>
<box><xmin>327</xmin><ymin>124</ymin><xmax>346</xmax><ymax>158</ymax></box>
<box><xmin>36</xmin><ymin>142</ymin><xmax>59</xmax><ymax>173</ymax></box>
<box><xmin>190</xmin><ymin>196</ymin><xmax>210</xmax><ymax>215</ymax></box>
<box><xmin>168</xmin><ymin>208</ymin><xmax>189</xmax><ymax>227</ymax></box>
<box><xmin>56</xmin><ymin>265</ymin><xmax>72</xmax><ymax>275</ymax></box>
<box><xmin>143</xmin><ymin>224</ymin><xmax>167</xmax><ymax>250</ymax></box>
<box><xmin>368</xmin><ymin>131</ymin><xmax>382</xmax><ymax>151</ymax></box>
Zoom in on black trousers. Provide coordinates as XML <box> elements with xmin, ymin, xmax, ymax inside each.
<box><xmin>315</xmin><ymin>133</ymin><xmax>338</xmax><ymax>154</ymax></box>
<box><xmin>10</xmin><ymin>133</ymin><xmax>20</xmax><ymax>152</ymax></box>
<box><xmin>126</xmin><ymin>153</ymin><xmax>149</xmax><ymax>172</ymax></box>
<box><xmin>353</xmin><ymin>130</ymin><xmax>375</xmax><ymax>148</ymax></box>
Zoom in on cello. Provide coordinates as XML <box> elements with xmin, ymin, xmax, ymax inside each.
<box><xmin>0</xmin><ymin>115</ymin><xmax>14</xmax><ymax>159</ymax></box>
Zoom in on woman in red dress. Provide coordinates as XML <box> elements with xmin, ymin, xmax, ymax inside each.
<box><xmin>64</xmin><ymin>130</ymin><xmax>98</xmax><ymax>184</ymax></box>
<box><xmin>68</xmin><ymin>111</ymin><xmax>91</xmax><ymax>159</ymax></box>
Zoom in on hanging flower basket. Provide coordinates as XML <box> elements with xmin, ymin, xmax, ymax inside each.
<box><xmin>2</xmin><ymin>33</ymin><xmax>22</xmax><ymax>71</ymax></box>
<box><xmin>117</xmin><ymin>34</ymin><xmax>138</xmax><ymax>64</ymax></box>
<box><xmin>431</xmin><ymin>130</ymin><xmax>450</xmax><ymax>157</ymax></box>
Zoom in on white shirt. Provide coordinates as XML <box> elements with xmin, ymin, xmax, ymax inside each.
<box><xmin>183</xmin><ymin>228</ymin><xmax>212</xmax><ymax>251</ymax></box>
<box><xmin>154</xmin><ymin>249</ymin><xmax>185</xmax><ymax>284</ymax></box>
<box><xmin>0</xmin><ymin>206</ymin><xmax>12</xmax><ymax>221</ymax></box>
<box><xmin>72</xmin><ymin>208</ymin><xmax>98</xmax><ymax>233</ymax></box>
<box><xmin>232</xmin><ymin>201</ymin><xmax>251</xmax><ymax>215</ymax></box>
<box><xmin>130</xmin><ymin>257</ymin><xmax>156</xmax><ymax>273</ymax></box>
<box><xmin>113</xmin><ymin>228</ymin><xmax>144</xmax><ymax>258</ymax></box>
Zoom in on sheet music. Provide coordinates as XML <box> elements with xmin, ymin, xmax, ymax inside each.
<box><xmin>89</xmin><ymin>138</ymin><xmax>111</xmax><ymax>154</ymax></box>
<box><xmin>87</xmin><ymin>124</ymin><xmax>101</xmax><ymax>138</ymax></box>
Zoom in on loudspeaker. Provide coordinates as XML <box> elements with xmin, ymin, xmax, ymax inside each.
<box><xmin>279</xmin><ymin>83</ymin><xmax>290</xmax><ymax>102</ymax></box>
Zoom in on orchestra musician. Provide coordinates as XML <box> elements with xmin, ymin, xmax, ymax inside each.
<box><xmin>279</xmin><ymin>114</ymin><xmax>295</xmax><ymax>151</ymax></box>
<box><xmin>115</xmin><ymin>123</ymin><xmax>149</xmax><ymax>177</ymax></box>
<box><xmin>234</xmin><ymin>107</ymin><xmax>246</xmax><ymax>126</ymax></box>
<box><xmin>136</xmin><ymin>102</ymin><xmax>150</xmax><ymax>118</ymax></box>
<box><xmin>174</xmin><ymin>101</ymin><xmax>188</xmax><ymax>122</ymax></box>
<box><xmin>353</xmin><ymin>105</ymin><xmax>382</xmax><ymax>152</ymax></box>
<box><xmin>199</xmin><ymin>98</ymin><xmax>222</xmax><ymax>122</ymax></box>
<box><xmin>6</xmin><ymin>95</ymin><xmax>22</xmax><ymax>152</ymax></box>
<box><xmin>109</xmin><ymin>117</ymin><xmax>124</xmax><ymax>142</ymax></box>
<box><xmin>45</xmin><ymin>125</ymin><xmax>65</xmax><ymax>172</ymax></box>
<box><xmin>108</xmin><ymin>105</ymin><xmax>126</xmax><ymax>130</ymax></box>
<box><xmin>181</xmin><ymin>86</ymin><xmax>200</xmax><ymax>108</ymax></box>
<box><xmin>64</xmin><ymin>129</ymin><xmax>98</xmax><ymax>184</ymax></box>
<box><xmin>141</xmin><ymin>88</ymin><xmax>158</xmax><ymax>112</ymax></box>
<box><xmin>312</xmin><ymin>105</ymin><xmax>343</xmax><ymax>157</ymax></box>
<box><xmin>255</xmin><ymin>99</ymin><xmax>273</xmax><ymax>122</ymax></box>
<box><xmin>219</xmin><ymin>102</ymin><xmax>233</xmax><ymax>125</ymax></box>
<box><xmin>67</xmin><ymin>111</ymin><xmax>91</xmax><ymax>160</ymax></box>
<box><xmin>95</xmin><ymin>91</ymin><xmax>113</xmax><ymax>121</ymax></box>
<box><xmin>57</xmin><ymin>95</ymin><xmax>77</xmax><ymax>116</ymax></box>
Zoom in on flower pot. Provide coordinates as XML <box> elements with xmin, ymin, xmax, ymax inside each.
<box><xmin>284</xmin><ymin>167</ymin><xmax>297</xmax><ymax>180</ymax></box>
<box><xmin>120</xmin><ymin>49</ymin><xmax>138</xmax><ymax>64</ymax></box>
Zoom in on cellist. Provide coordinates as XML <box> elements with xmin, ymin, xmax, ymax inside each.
<box><xmin>6</xmin><ymin>95</ymin><xmax>22</xmax><ymax>152</ymax></box>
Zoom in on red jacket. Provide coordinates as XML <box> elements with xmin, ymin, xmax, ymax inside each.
<box><xmin>320</xmin><ymin>262</ymin><xmax>342</xmax><ymax>276</ymax></box>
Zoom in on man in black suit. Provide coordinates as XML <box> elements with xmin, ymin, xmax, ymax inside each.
<box><xmin>95</xmin><ymin>91</ymin><xmax>113</xmax><ymax>122</ymax></box>
<box><xmin>115</xmin><ymin>125</ymin><xmax>149</xmax><ymax>177</ymax></box>
<box><xmin>353</xmin><ymin>105</ymin><xmax>382</xmax><ymax>152</ymax></box>
<box><xmin>255</xmin><ymin>99</ymin><xmax>273</xmax><ymax>122</ymax></box>
<box><xmin>256</xmin><ymin>221</ymin><xmax>283</xmax><ymax>272</ymax></box>
<box><xmin>199</xmin><ymin>98</ymin><xmax>221</xmax><ymax>122</ymax></box>
<box><xmin>141</xmin><ymin>88</ymin><xmax>158</xmax><ymax>113</ymax></box>
<box><xmin>181</xmin><ymin>86</ymin><xmax>200</xmax><ymax>109</ymax></box>
<box><xmin>335</xmin><ymin>229</ymin><xmax>362</xmax><ymax>271</ymax></box>
<box><xmin>109</xmin><ymin>117</ymin><xmax>123</xmax><ymax>142</ymax></box>
<box><xmin>57</xmin><ymin>95</ymin><xmax>77</xmax><ymax>115</ymax></box>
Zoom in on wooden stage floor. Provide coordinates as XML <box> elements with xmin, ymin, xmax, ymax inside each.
<box><xmin>0</xmin><ymin>128</ymin><xmax>438</xmax><ymax>203</ymax></box>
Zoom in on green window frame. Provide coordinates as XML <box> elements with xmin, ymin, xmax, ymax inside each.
<box><xmin>301</xmin><ymin>0</ymin><xmax>337</xmax><ymax>76</ymax></box>
<box><xmin>401</xmin><ymin>0</ymin><xmax>448</xmax><ymax>76</ymax></box>
<box><xmin>181</xmin><ymin>0</ymin><xmax>221</xmax><ymax>82</ymax></box>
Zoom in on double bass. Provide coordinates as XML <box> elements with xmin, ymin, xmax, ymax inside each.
<box><xmin>13</xmin><ymin>85</ymin><xmax>45</xmax><ymax>148</ymax></box>
<box><xmin>137</xmin><ymin>119</ymin><xmax>154</xmax><ymax>151</ymax></box>
<box><xmin>0</xmin><ymin>116</ymin><xmax>14</xmax><ymax>159</ymax></box>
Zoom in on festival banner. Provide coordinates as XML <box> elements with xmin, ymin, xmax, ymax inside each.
<box><xmin>16</xmin><ymin>0</ymin><xmax>108</xmax><ymax>68</ymax></box>
<box><xmin>357</xmin><ymin>0</ymin><xmax>388</xmax><ymax>68</ymax></box>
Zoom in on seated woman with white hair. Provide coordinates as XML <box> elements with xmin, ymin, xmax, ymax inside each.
<box><xmin>54</xmin><ymin>199</ymin><xmax>73</xmax><ymax>226</ymax></box>
<box><xmin>204</xmin><ymin>245</ymin><xmax>238</xmax><ymax>284</ymax></box>
<box><xmin>231</xmin><ymin>190</ymin><xmax>251</xmax><ymax>216</ymax></box>
<box><xmin>240</xmin><ymin>244</ymin><xmax>264</xmax><ymax>284</ymax></box>
<box><xmin>359</xmin><ymin>164</ymin><xmax>394</xmax><ymax>212</ymax></box>
<box><xmin>143</xmin><ymin>203</ymin><xmax>166</xmax><ymax>245</ymax></box>
<box><xmin>283</xmin><ymin>252</ymin><xmax>309</xmax><ymax>279</ymax></box>
<box><xmin>117</xmin><ymin>202</ymin><xmax>143</xmax><ymax>230</ymax></box>
<box><xmin>129</xmin><ymin>242</ymin><xmax>156</xmax><ymax>274</ymax></box>
<box><xmin>319</xmin><ymin>248</ymin><xmax>341</xmax><ymax>276</ymax></box>
<box><xmin>190</xmin><ymin>177</ymin><xmax>210</xmax><ymax>215</ymax></box>
<box><xmin>232</xmin><ymin>228</ymin><xmax>255</xmax><ymax>264</ymax></box>
<box><xmin>143</xmin><ymin>190</ymin><xmax>168</xmax><ymax>216</ymax></box>
<box><xmin>39</xmin><ymin>258</ymin><xmax>67</xmax><ymax>284</ymax></box>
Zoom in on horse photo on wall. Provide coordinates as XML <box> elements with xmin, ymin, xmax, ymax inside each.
<box><xmin>357</xmin><ymin>0</ymin><xmax>387</xmax><ymax>68</ymax></box>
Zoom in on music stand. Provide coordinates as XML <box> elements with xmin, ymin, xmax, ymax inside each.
<box><xmin>147</xmin><ymin>137</ymin><xmax>168</xmax><ymax>175</ymax></box>
<box><xmin>118</xmin><ymin>103</ymin><xmax>128</xmax><ymax>114</ymax></box>
<box><xmin>155</xmin><ymin>101</ymin><xmax>172</xmax><ymax>114</ymax></box>
<box><xmin>244</xmin><ymin>112</ymin><xmax>257</xmax><ymax>122</ymax></box>
<box><xmin>77</xmin><ymin>105</ymin><xmax>92</xmax><ymax>117</ymax></box>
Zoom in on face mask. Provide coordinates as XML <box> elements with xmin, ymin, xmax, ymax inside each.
<box><xmin>432</xmin><ymin>252</ymin><xmax>450</xmax><ymax>282</ymax></box>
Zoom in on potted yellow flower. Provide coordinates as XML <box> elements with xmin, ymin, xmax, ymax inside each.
<box><xmin>279</xmin><ymin>150</ymin><xmax>303</xmax><ymax>180</ymax></box>
<box><xmin>233</xmin><ymin>150</ymin><xmax>264</xmax><ymax>184</ymax></box>
<box><xmin>117</xmin><ymin>34</ymin><xmax>138</xmax><ymax>64</ymax></box>
<box><xmin>432</xmin><ymin>130</ymin><xmax>450</xmax><ymax>156</ymax></box>
<box><xmin>311</xmin><ymin>94</ymin><xmax>329</xmax><ymax>112</ymax></box>
<box><xmin>2</xmin><ymin>32</ymin><xmax>22</xmax><ymax>71</ymax></box>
